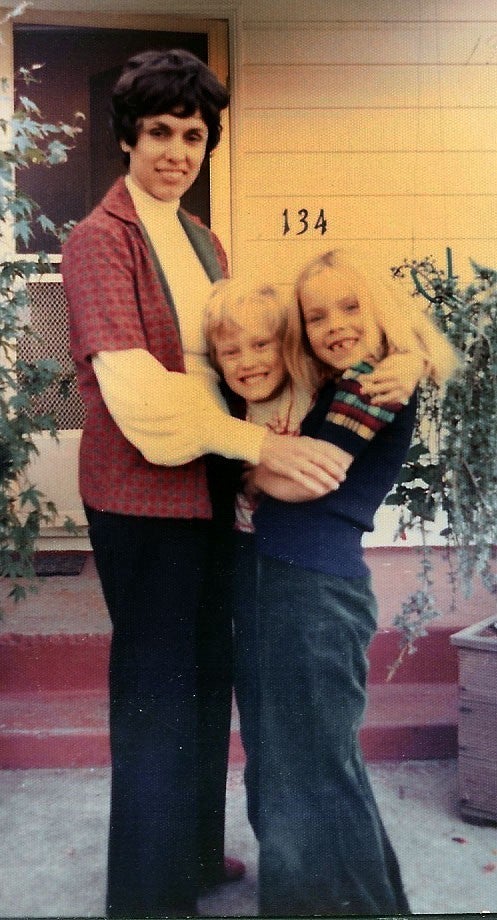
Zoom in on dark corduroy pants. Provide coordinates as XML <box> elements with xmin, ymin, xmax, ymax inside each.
<box><xmin>85</xmin><ymin>508</ymin><xmax>233</xmax><ymax>919</ymax></box>
<box><xmin>256</xmin><ymin>556</ymin><xmax>410</xmax><ymax>917</ymax></box>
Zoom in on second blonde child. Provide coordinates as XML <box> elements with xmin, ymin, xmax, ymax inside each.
<box><xmin>252</xmin><ymin>249</ymin><xmax>459</xmax><ymax>916</ymax></box>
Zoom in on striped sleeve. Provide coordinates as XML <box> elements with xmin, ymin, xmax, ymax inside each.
<box><xmin>321</xmin><ymin>361</ymin><xmax>403</xmax><ymax>457</ymax></box>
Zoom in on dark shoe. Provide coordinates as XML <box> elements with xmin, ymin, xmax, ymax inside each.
<box><xmin>199</xmin><ymin>856</ymin><xmax>246</xmax><ymax>890</ymax></box>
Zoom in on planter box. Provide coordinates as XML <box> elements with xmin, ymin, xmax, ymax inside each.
<box><xmin>451</xmin><ymin>615</ymin><xmax>497</xmax><ymax>823</ymax></box>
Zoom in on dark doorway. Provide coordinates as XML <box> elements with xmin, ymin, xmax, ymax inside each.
<box><xmin>14</xmin><ymin>26</ymin><xmax>212</xmax><ymax>252</ymax></box>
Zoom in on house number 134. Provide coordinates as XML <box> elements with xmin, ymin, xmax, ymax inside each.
<box><xmin>283</xmin><ymin>208</ymin><xmax>327</xmax><ymax>236</ymax></box>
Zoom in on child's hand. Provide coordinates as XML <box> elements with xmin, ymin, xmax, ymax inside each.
<box><xmin>252</xmin><ymin>466</ymin><xmax>319</xmax><ymax>502</ymax></box>
<box><xmin>357</xmin><ymin>352</ymin><xmax>426</xmax><ymax>406</ymax></box>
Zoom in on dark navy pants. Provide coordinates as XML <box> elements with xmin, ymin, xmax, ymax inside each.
<box><xmin>256</xmin><ymin>556</ymin><xmax>410</xmax><ymax>917</ymax></box>
<box><xmin>86</xmin><ymin>508</ymin><xmax>234</xmax><ymax>919</ymax></box>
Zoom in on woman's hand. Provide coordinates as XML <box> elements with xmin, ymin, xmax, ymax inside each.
<box><xmin>357</xmin><ymin>352</ymin><xmax>426</xmax><ymax>406</ymax></box>
<box><xmin>258</xmin><ymin>432</ymin><xmax>351</xmax><ymax>498</ymax></box>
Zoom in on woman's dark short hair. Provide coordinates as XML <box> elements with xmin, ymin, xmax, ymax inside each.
<box><xmin>111</xmin><ymin>48</ymin><xmax>230</xmax><ymax>159</ymax></box>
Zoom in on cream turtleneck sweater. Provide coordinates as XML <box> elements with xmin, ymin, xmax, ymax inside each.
<box><xmin>92</xmin><ymin>177</ymin><xmax>266</xmax><ymax>466</ymax></box>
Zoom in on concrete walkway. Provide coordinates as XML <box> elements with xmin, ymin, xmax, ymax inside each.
<box><xmin>1</xmin><ymin>759</ymin><xmax>497</xmax><ymax>917</ymax></box>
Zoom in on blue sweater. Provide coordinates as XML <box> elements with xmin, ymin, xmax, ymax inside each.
<box><xmin>253</xmin><ymin>368</ymin><xmax>417</xmax><ymax>578</ymax></box>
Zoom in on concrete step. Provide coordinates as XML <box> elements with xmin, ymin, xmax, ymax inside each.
<box><xmin>0</xmin><ymin>689</ymin><xmax>110</xmax><ymax>768</ymax></box>
<box><xmin>0</xmin><ymin>547</ymin><xmax>473</xmax><ymax>693</ymax></box>
<box><xmin>0</xmin><ymin>682</ymin><xmax>458</xmax><ymax>769</ymax></box>
<box><xmin>0</xmin><ymin>547</ymin><xmax>493</xmax><ymax>768</ymax></box>
<box><xmin>0</xmin><ymin>633</ymin><xmax>110</xmax><ymax>692</ymax></box>
<box><xmin>361</xmin><ymin>681</ymin><xmax>458</xmax><ymax>761</ymax></box>
<box><xmin>0</xmin><ymin>623</ymin><xmax>460</xmax><ymax>694</ymax></box>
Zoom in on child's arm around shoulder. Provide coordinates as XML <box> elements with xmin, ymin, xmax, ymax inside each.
<box><xmin>320</xmin><ymin>360</ymin><xmax>406</xmax><ymax>458</ymax></box>
<box><xmin>253</xmin><ymin>361</ymin><xmax>410</xmax><ymax>503</ymax></box>
<box><xmin>357</xmin><ymin>351</ymin><xmax>425</xmax><ymax>405</ymax></box>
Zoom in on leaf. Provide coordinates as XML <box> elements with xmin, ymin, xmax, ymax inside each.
<box><xmin>19</xmin><ymin>96</ymin><xmax>41</xmax><ymax>116</ymax></box>
<box><xmin>5</xmin><ymin>3</ymin><xmax>35</xmax><ymax>23</ymax></box>
<box><xmin>14</xmin><ymin>114</ymin><xmax>44</xmax><ymax>137</ymax></box>
<box><xmin>37</xmin><ymin>213</ymin><xmax>56</xmax><ymax>235</ymax></box>
<box><xmin>13</xmin><ymin>218</ymin><xmax>32</xmax><ymax>245</ymax></box>
<box><xmin>406</xmin><ymin>442</ymin><xmax>430</xmax><ymax>462</ymax></box>
<box><xmin>470</xmin><ymin>259</ymin><xmax>497</xmax><ymax>284</ymax></box>
<box><xmin>47</xmin><ymin>139</ymin><xmax>69</xmax><ymax>165</ymax></box>
<box><xmin>64</xmin><ymin>516</ymin><xmax>79</xmax><ymax>535</ymax></box>
<box><xmin>8</xmin><ymin>583</ymin><xmax>28</xmax><ymax>603</ymax></box>
<box><xmin>19</xmin><ymin>484</ymin><xmax>44</xmax><ymax>509</ymax></box>
<box><xmin>57</xmin><ymin>219</ymin><xmax>77</xmax><ymax>243</ymax></box>
<box><xmin>9</xmin><ymin>391</ymin><xmax>31</xmax><ymax>410</ymax></box>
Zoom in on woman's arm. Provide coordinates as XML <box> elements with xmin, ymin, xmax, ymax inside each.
<box><xmin>65</xmin><ymin>217</ymin><xmax>348</xmax><ymax>495</ymax></box>
<box><xmin>94</xmin><ymin>349</ymin><xmax>348</xmax><ymax>496</ymax></box>
<box><xmin>93</xmin><ymin>348</ymin><xmax>266</xmax><ymax>464</ymax></box>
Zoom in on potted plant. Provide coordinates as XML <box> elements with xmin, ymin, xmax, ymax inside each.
<box><xmin>450</xmin><ymin>615</ymin><xmax>497</xmax><ymax>822</ymax></box>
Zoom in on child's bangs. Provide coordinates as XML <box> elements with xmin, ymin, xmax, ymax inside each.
<box><xmin>221</xmin><ymin>288</ymin><xmax>287</xmax><ymax>337</ymax></box>
<box><xmin>204</xmin><ymin>282</ymin><xmax>288</xmax><ymax>355</ymax></box>
<box><xmin>247</xmin><ymin>294</ymin><xmax>287</xmax><ymax>337</ymax></box>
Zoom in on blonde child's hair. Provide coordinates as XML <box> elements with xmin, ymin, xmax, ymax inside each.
<box><xmin>204</xmin><ymin>277</ymin><xmax>289</xmax><ymax>373</ymax></box>
<box><xmin>285</xmin><ymin>249</ymin><xmax>460</xmax><ymax>391</ymax></box>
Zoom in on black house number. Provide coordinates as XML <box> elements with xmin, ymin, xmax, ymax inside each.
<box><xmin>283</xmin><ymin>208</ymin><xmax>327</xmax><ymax>236</ymax></box>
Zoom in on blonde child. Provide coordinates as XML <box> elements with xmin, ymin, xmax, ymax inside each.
<box><xmin>251</xmin><ymin>250</ymin><xmax>459</xmax><ymax>916</ymax></box>
<box><xmin>203</xmin><ymin>270</ymin><xmax>437</xmax><ymax>842</ymax></box>
<box><xmin>204</xmin><ymin>279</ymin><xmax>315</xmax><ymax>836</ymax></box>
<box><xmin>205</xmin><ymin>280</ymin><xmax>316</xmax><ymax>527</ymax></box>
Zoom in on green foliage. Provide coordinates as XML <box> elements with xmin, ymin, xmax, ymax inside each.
<box><xmin>0</xmin><ymin>64</ymin><xmax>83</xmax><ymax>611</ymax></box>
<box><xmin>388</xmin><ymin>248</ymin><xmax>497</xmax><ymax>670</ymax></box>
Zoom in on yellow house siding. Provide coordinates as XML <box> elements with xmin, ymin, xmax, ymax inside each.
<box><xmin>4</xmin><ymin>0</ymin><xmax>497</xmax><ymax>282</ymax></box>
<box><xmin>233</xmin><ymin>0</ymin><xmax>497</xmax><ymax>288</ymax></box>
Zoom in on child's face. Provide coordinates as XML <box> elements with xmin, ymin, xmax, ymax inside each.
<box><xmin>214</xmin><ymin>313</ymin><xmax>287</xmax><ymax>402</ymax></box>
<box><xmin>299</xmin><ymin>266</ymin><xmax>381</xmax><ymax>372</ymax></box>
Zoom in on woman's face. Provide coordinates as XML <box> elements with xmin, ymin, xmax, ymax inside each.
<box><xmin>299</xmin><ymin>266</ymin><xmax>381</xmax><ymax>372</ymax></box>
<box><xmin>121</xmin><ymin>110</ymin><xmax>208</xmax><ymax>202</ymax></box>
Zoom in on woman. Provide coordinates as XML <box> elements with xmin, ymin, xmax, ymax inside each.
<box><xmin>61</xmin><ymin>49</ymin><xmax>349</xmax><ymax>918</ymax></box>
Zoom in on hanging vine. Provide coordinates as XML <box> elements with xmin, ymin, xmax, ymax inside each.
<box><xmin>387</xmin><ymin>248</ymin><xmax>497</xmax><ymax>672</ymax></box>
